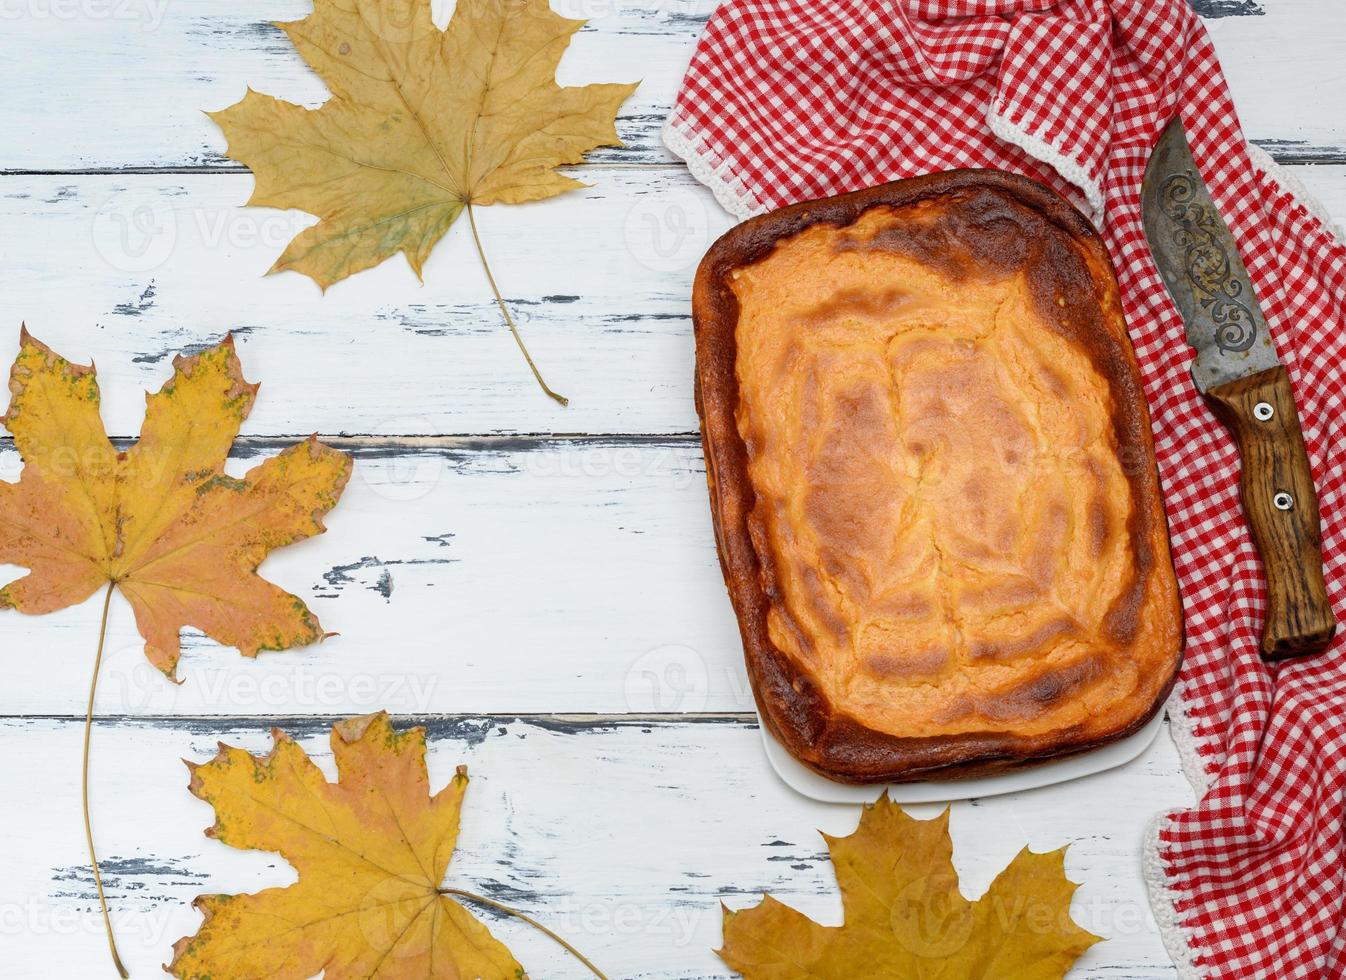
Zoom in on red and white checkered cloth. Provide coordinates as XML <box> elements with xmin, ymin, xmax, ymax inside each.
<box><xmin>665</xmin><ymin>1</ymin><xmax>1346</xmax><ymax>976</ymax></box>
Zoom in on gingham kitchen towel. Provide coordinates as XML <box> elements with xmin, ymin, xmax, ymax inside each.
<box><xmin>664</xmin><ymin>1</ymin><xmax>1346</xmax><ymax>976</ymax></box>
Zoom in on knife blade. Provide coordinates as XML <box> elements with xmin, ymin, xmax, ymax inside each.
<box><xmin>1141</xmin><ymin>117</ymin><xmax>1336</xmax><ymax>659</ymax></box>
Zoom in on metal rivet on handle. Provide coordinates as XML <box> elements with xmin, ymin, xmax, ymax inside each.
<box><xmin>1254</xmin><ymin>401</ymin><xmax>1275</xmax><ymax>421</ymax></box>
<box><xmin>1274</xmin><ymin>491</ymin><xmax>1294</xmax><ymax>511</ymax></box>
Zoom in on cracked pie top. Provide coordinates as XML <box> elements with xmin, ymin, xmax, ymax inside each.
<box><xmin>693</xmin><ymin>171</ymin><xmax>1182</xmax><ymax>783</ymax></box>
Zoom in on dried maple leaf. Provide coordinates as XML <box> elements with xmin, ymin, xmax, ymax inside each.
<box><xmin>0</xmin><ymin>330</ymin><xmax>351</xmax><ymax>678</ymax></box>
<box><xmin>210</xmin><ymin>0</ymin><xmax>639</xmax><ymax>404</ymax></box>
<box><xmin>0</xmin><ymin>329</ymin><xmax>351</xmax><ymax>977</ymax></box>
<box><xmin>719</xmin><ymin>795</ymin><xmax>1101</xmax><ymax>979</ymax></box>
<box><xmin>169</xmin><ymin>713</ymin><xmax>603</xmax><ymax>979</ymax></box>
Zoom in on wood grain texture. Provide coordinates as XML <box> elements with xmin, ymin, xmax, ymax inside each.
<box><xmin>0</xmin><ymin>0</ymin><xmax>1341</xmax><ymax>172</ymax></box>
<box><xmin>0</xmin><ymin>715</ymin><xmax>1193</xmax><ymax>978</ymax></box>
<box><xmin>0</xmin><ymin>170</ymin><xmax>731</xmax><ymax>435</ymax></box>
<box><xmin>1190</xmin><ymin>0</ymin><xmax>1263</xmax><ymax>17</ymax></box>
<box><xmin>0</xmin><ymin>439</ymin><xmax>751</xmax><ymax>715</ymax></box>
<box><xmin>1206</xmin><ymin>366</ymin><xmax>1336</xmax><ymax>658</ymax></box>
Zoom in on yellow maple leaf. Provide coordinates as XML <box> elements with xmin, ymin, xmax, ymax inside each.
<box><xmin>719</xmin><ymin>795</ymin><xmax>1101</xmax><ymax>980</ymax></box>
<box><xmin>0</xmin><ymin>330</ymin><xmax>352</xmax><ymax>679</ymax></box>
<box><xmin>0</xmin><ymin>330</ymin><xmax>352</xmax><ymax>977</ymax></box>
<box><xmin>170</xmin><ymin>713</ymin><xmax>570</xmax><ymax>979</ymax></box>
<box><xmin>210</xmin><ymin>0</ymin><xmax>639</xmax><ymax>404</ymax></box>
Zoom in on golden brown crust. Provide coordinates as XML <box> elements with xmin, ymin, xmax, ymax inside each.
<box><xmin>693</xmin><ymin>170</ymin><xmax>1183</xmax><ymax>783</ymax></box>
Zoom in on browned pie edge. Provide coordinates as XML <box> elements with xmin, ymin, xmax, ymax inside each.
<box><xmin>692</xmin><ymin>169</ymin><xmax>1184</xmax><ymax>784</ymax></box>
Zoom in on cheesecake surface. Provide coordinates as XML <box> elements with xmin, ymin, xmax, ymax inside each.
<box><xmin>693</xmin><ymin>171</ymin><xmax>1183</xmax><ymax>782</ymax></box>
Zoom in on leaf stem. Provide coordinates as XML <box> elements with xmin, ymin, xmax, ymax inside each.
<box><xmin>440</xmin><ymin>887</ymin><xmax>606</xmax><ymax>979</ymax></box>
<box><xmin>465</xmin><ymin>203</ymin><xmax>569</xmax><ymax>407</ymax></box>
<box><xmin>85</xmin><ymin>581</ymin><xmax>129</xmax><ymax>979</ymax></box>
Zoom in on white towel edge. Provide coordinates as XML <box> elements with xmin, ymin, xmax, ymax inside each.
<box><xmin>1164</xmin><ymin>683</ymin><xmax>1218</xmax><ymax>797</ymax></box>
<box><xmin>987</xmin><ymin>106</ymin><xmax>1105</xmax><ymax>225</ymax></box>
<box><xmin>1247</xmin><ymin>144</ymin><xmax>1346</xmax><ymax>242</ymax></box>
<box><xmin>662</xmin><ymin>113</ymin><xmax>763</xmax><ymax>221</ymax></box>
<box><xmin>1143</xmin><ymin>812</ymin><xmax>1210</xmax><ymax>980</ymax></box>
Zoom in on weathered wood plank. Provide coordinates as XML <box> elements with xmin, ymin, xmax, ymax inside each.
<box><xmin>0</xmin><ymin>168</ymin><xmax>731</xmax><ymax>436</ymax></box>
<box><xmin>1</xmin><ymin>714</ymin><xmax>1192</xmax><ymax>977</ymax></box>
<box><xmin>0</xmin><ymin>0</ymin><xmax>1338</xmax><ymax>172</ymax></box>
<box><xmin>1201</xmin><ymin>2</ymin><xmax>1346</xmax><ymax>164</ymax></box>
<box><xmin>1</xmin><ymin>166</ymin><xmax>1342</xmax><ymax>438</ymax></box>
<box><xmin>0</xmin><ymin>438</ymin><xmax>756</xmax><ymax>716</ymax></box>
<box><xmin>1190</xmin><ymin>0</ymin><xmax>1264</xmax><ymax>17</ymax></box>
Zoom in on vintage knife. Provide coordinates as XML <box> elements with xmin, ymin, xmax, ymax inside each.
<box><xmin>1141</xmin><ymin>117</ymin><xmax>1336</xmax><ymax>659</ymax></box>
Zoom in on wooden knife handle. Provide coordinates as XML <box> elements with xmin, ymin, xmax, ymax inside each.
<box><xmin>1206</xmin><ymin>365</ymin><xmax>1336</xmax><ymax>659</ymax></box>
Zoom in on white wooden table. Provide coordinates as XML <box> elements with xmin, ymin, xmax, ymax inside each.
<box><xmin>0</xmin><ymin>1</ymin><xmax>1342</xmax><ymax>976</ymax></box>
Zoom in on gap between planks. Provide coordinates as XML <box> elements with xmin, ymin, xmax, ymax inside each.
<box><xmin>3</xmin><ymin>142</ymin><xmax>1345</xmax><ymax>177</ymax></box>
<box><xmin>1</xmin><ymin>712</ymin><xmax>759</xmax><ymax>727</ymax></box>
<box><xmin>1</xmin><ymin>432</ymin><xmax>703</xmax><ymax>452</ymax></box>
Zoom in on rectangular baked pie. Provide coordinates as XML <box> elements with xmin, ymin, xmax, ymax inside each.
<box><xmin>693</xmin><ymin>171</ymin><xmax>1183</xmax><ymax>783</ymax></box>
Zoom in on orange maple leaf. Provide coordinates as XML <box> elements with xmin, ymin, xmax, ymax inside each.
<box><xmin>0</xmin><ymin>330</ymin><xmax>351</xmax><ymax>678</ymax></box>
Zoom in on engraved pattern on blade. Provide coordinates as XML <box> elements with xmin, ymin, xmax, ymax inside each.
<box><xmin>1140</xmin><ymin>119</ymin><xmax>1280</xmax><ymax>393</ymax></box>
<box><xmin>1157</xmin><ymin>171</ymin><xmax>1258</xmax><ymax>353</ymax></box>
